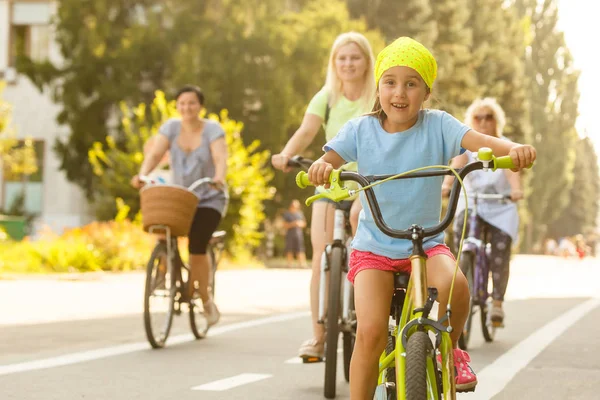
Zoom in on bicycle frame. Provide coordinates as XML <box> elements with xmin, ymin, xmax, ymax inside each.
<box><xmin>376</xmin><ymin>237</ymin><xmax>456</xmax><ymax>400</ymax></box>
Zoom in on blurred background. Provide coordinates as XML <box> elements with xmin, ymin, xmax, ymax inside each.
<box><xmin>0</xmin><ymin>0</ymin><xmax>598</xmax><ymax>271</ymax></box>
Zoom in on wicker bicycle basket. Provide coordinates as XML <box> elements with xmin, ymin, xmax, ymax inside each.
<box><xmin>140</xmin><ymin>184</ymin><xmax>199</xmax><ymax>237</ymax></box>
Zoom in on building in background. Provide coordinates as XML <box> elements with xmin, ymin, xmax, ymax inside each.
<box><xmin>0</xmin><ymin>0</ymin><xmax>91</xmax><ymax>235</ymax></box>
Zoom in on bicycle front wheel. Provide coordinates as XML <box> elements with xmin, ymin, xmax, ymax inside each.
<box><xmin>143</xmin><ymin>242</ymin><xmax>176</xmax><ymax>349</ymax></box>
<box><xmin>324</xmin><ymin>246</ymin><xmax>344</xmax><ymax>399</ymax></box>
<box><xmin>405</xmin><ymin>331</ymin><xmax>436</xmax><ymax>400</ymax></box>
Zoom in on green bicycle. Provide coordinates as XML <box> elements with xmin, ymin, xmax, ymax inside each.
<box><xmin>296</xmin><ymin>148</ymin><xmax>526</xmax><ymax>399</ymax></box>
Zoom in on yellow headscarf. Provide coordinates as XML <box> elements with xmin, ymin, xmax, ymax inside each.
<box><xmin>374</xmin><ymin>37</ymin><xmax>437</xmax><ymax>89</ymax></box>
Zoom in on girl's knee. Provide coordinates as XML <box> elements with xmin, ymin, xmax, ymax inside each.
<box><xmin>356</xmin><ymin>321</ymin><xmax>387</xmax><ymax>353</ymax></box>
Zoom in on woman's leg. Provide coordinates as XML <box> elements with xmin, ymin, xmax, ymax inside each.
<box><xmin>188</xmin><ymin>208</ymin><xmax>222</xmax><ymax>303</ymax></box>
<box><xmin>350</xmin><ymin>269</ymin><xmax>394</xmax><ymax>398</ymax></box>
<box><xmin>349</xmin><ymin>198</ymin><xmax>362</xmax><ymax>236</ymax></box>
<box><xmin>486</xmin><ymin>223</ymin><xmax>512</xmax><ymax>319</ymax></box>
<box><xmin>304</xmin><ymin>201</ymin><xmax>335</xmax><ymax>348</ymax></box>
<box><xmin>426</xmin><ymin>254</ymin><xmax>470</xmax><ymax>346</ymax></box>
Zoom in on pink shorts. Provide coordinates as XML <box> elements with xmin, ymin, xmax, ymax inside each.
<box><xmin>347</xmin><ymin>245</ymin><xmax>455</xmax><ymax>284</ymax></box>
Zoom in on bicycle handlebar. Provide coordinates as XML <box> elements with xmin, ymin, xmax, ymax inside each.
<box><xmin>295</xmin><ymin>147</ymin><xmax>532</xmax><ymax>240</ymax></box>
<box><xmin>286</xmin><ymin>155</ymin><xmax>314</xmax><ymax>170</ymax></box>
<box><xmin>139</xmin><ymin>175</ymin><xmax>226</xmax><ymax>193</ymax></box>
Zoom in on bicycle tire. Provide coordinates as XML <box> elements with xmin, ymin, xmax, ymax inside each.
<box><xmin>481</xmin><ymin>299</ymin><xmax>496</xmax><ymax>342</ymax></box>
<box><xmin>405</xmin><ymin>331</ymin><xmax>433</xmax><ymax>400</ymax></box>
<box><xmin>324</xmin><ymin>246</ymin><xmax>343</xmax><ymax>399</ymax></box>
<box><xmin>342</xmin><ymin>287</ymin><xmax>355</xmax><ymax>382</ymax></box>
<box><xmin>385</xmin><ymin>331</ymin><xmax>396</xmax><ymax>390</ymax></box>
<box><xmin>143</xmin><ymin>242</ymin><xmax>176</xmax><ymax>349</ymax></box>
<box><xmin>458</xmin><ymin>252</ymin><xmax>475</xmax><ymax>350</ymax></box>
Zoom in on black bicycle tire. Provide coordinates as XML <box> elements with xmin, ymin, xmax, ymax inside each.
<box><xmin>324</xmin><ymin>246</ymin><xmax>343</xmax><ymax>399</ymax></box>
<box><xmin>385</xmin><ymin>331</ymin><xmax>396</xmax><ymax>389</ymax></box>
<box><xmin>405</xmin><ymin>331</ymin><xmax>433</xmax><ymax>400</ymax></box>
<box><xmin>342</xmin><ymin>288</ymin><xmax>355</xmax><ymax>383</ymax></box>
<box><xmin>481</xmin><ymin>300</ymin><xmax>495</xmax><ymax>342</ymax></box>
<box><xmin>143</xmin><ymin>242</ymin><xmax>175</xmax><ymax>349</ymax></box>
<box><xmin>458</xmin><ymin>253</ymin><xmax>475</xmax><ymax>350</ymax></box>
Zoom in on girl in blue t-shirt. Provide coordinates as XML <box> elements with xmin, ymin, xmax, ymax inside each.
<box><xmin>307</xmin><ymin>37</ymin><xmax>536</xmax><ymax>397</ymax></box>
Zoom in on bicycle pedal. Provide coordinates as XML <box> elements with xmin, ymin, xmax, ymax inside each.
<box><xmin>301</xmin><ymin>356</ymin><xmax>323</xmax><ymax>364</ymax></box>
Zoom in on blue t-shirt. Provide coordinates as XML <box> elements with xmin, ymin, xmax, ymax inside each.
<box><xmin>324</xmin><ymin>110</ymin><xmax>470</xmax><ymax>259</ymax></box>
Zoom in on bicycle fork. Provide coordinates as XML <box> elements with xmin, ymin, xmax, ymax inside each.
<box><xmin>318</xmin><ymin>208</ymin><xmax>352</xmax><ymax>326</ymax></box>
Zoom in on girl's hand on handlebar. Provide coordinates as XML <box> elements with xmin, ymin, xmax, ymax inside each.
<box><xmin>271</xmin><ymin>153</ymin><xmax>292</xmax><ymax>172</ymax></box>
<box><xmin>509</xmin><ymin>145</ymin><xmax>536</xmax><ymax>171</ymax></box>
<box><xmin>308</xmin><ymin>160</ymin><xmax>334</xmax><ymax>188</ymax></box>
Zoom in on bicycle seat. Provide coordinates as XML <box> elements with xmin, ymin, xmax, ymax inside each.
<box><xmin>394</xmin><ymin>272</ymin><xmax>410</xmax><ymax>289</ymax></box>
<box><xmin>210</xmin><ymin>230</ymin><xmax>226</xmax><ymax>244</ymax></box>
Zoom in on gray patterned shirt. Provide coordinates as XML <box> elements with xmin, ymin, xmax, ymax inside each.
<box><xmin>158</xmin><ymin>118</ymin><xmax>227</xmax><ymax>215</ymax></box>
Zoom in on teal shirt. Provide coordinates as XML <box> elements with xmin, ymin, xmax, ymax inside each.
<box><xmin>324</xmin><ymin>110</ymin><xmax>470</xmax><ymax>258</ymax></box>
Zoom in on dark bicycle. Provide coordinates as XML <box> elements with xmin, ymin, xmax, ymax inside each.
<box><xmin>140</xmin><ymin>177</ymin><xmax>227</xmax><ymax>349</ymax></box>
<box><xmin>457</xmin><ymin>193</ymin><xmax>511</xmax><ymax>350</ymax></box>
<box><xmin>287</xmin><ymin>156</ymin><xmax>357</xmax><ymax>399</ymax></box>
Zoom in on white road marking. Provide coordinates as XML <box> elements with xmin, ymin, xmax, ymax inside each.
<box><xmin>470</xmin><ymin>298</ymin><xmax>600</xmax><ymax>400</ymax></box>
<box><xmin>191</xmin><ymin>373</ymin><xmax>272</xmax><ymax>391</ymax></box>
<box><xmin>0</xmin><ymin>311</ymin><xmax>309</xmax><ymax>376</ymax></box>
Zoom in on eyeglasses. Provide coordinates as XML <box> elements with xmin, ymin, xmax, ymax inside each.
<box><xmin>474</xmin><ymin>113</ymin><xmax>495</xmax><ymax>122</ymax></box>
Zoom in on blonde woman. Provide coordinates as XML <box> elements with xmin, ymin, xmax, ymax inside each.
<box><xmin>271</xmin><ymin>31</ymin><xmax>376</xmax><ymax>358</ymax></box>
<box><xmin>442</xmin><ymin>98</ymin><xmax>523</xmax><ymax>326</ymax></box>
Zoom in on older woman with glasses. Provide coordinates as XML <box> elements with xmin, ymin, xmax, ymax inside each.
<box><xmin>442</xmin><ymin>97</ymin><xmax>523</xmax><ymax>327</ymax></box>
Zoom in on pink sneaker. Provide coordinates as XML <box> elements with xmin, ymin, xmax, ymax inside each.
<box><xmin>453</xmin><ymin>348</ymin><xmax>477</xmax><ymax>392</ymax></box>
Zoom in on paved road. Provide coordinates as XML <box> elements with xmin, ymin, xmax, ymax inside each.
<box><xmin>1</xmin><ymin>255</ymin><xmax>599</xmax><ymax>400</ymax></box>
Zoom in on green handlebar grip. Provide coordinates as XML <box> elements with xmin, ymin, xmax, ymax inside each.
<box><xmin>295</xmin><ymin>171</ymin><xmax>312</xmax><ymax>188</ymax></box>
<box><xmin>493</xmin><ymin>155</ymin><xmax>533</xmax><ymax>171</ymax></box>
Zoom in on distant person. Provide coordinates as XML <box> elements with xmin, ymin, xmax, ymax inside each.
<box><xmin>443</xmin><ymin>98</ymin><xmax>524</xmax><ymax>328</ymax></box>
<box><xmin>282</xmin><ymin>200</ymin><xmax>308</xmax><ymax>268</ymax></box>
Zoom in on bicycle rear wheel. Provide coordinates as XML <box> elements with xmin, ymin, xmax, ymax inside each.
<box><xmin>405</xmin><ymin>331</ymin><xmax>435</xmax><ymax>400</ymax></box>
<box><xmin>143</xmin><ymin>242</ymin><xmax>176</xmax><ymax>349</ymax></box>
<box><xmin>324</xmin><ymin>246</ymin><xmax>343</xmax><ymax>399</ymax></box>
<box><xmin>458</xmin><ymin>252</ymin><xmax>475</xmax><ymax>350</ymax></box>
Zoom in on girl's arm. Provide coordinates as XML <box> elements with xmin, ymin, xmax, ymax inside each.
<box><xmin>461</xmin><ymin>130</ymin><xmax>536</xmax><ymax>170</ymax></box>
<box><xmin>210</xmin><ymin>137</ymin><xmax>228</xmax><ymax>186</ymax></box>
<box><xmin>308</xmin><ymin>150</ymin><xmax>347</xmax><ymax>186</ymax></box>
<box><xmin>271</xmin><ymin>114</ymin><xmax>323</xmax><ymax>172</ymax></box>
<box><xmin>132</xmin><ymin>135</ymin><xmax>171</xmax><ymax>188</ymax></box>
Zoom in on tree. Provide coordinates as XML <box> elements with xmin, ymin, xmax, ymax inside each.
<box><xmin>89</xmin><ymin>91</ymin><xmax>275</xmax><ymax>260</ymax></box>
<box><xmin>548</xmin><ymin>137</ymin><xmax>600</xmax><ymax>238</ymax></box>
<box><xmin>429</xmin><ymin>0</ymin><xmax>478</xmax><ymax>117</ymax></box>
<box><xmin>346</xmin><ymin>0</ymin><xmax>437</xmax><ymax>44</ymax></box>
<box><xmin>468</xmin><ymin>0</ymin><xmax>530</xmax><ymax>144</ymax></box>
<box><xmin>514</xmin><ymin>0</ymin><xmax>580</xmax><ymax>250</ymax></box>
<box><xmin>166</xmin><ymin>0</ymin><xmax>385</xmax><ymax>213</ymax></box>
<box><xmin>17</xmin><ymin>0</ymin><xmax>188</xmax><ymax>197</ymax></box>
